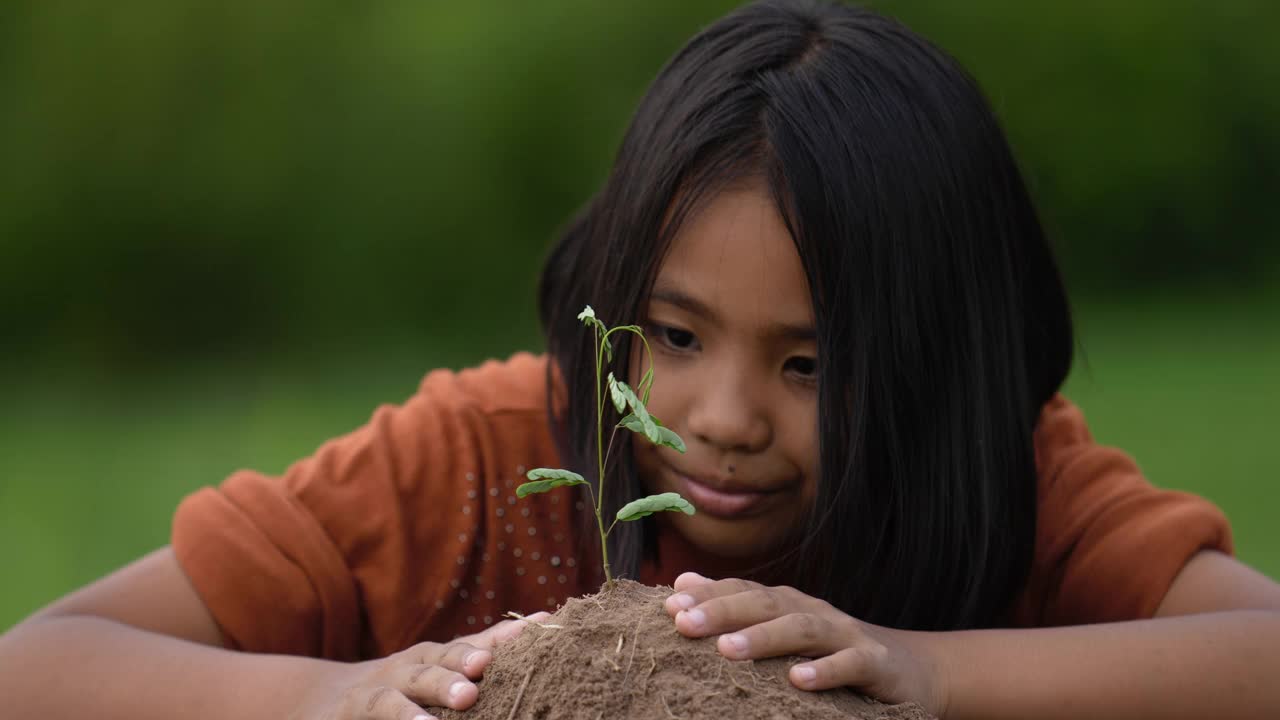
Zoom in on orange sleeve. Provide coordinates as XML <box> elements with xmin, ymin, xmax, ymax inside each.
<box><xmin>1011</xmin><ymin>395</ymin><xmax>1234</xmax><ymax>627</ymax></box>
<box><xmin>171</xmin><ymin>353</ymin><xmax>560</xmax><ymax>659</ymax></box>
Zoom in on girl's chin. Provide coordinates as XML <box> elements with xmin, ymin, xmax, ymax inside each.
<box><xmin>667</xmin><ymin>512</ymin><xmax>788</xmax><ymax>563</ymax></box>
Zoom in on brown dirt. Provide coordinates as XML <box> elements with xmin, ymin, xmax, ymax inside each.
<box><xmin>433</xmin><ymin>580</ymin><xmax>935</xmax><ymax>720</ymax></box>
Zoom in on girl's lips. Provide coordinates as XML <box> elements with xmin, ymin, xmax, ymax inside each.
<box><xmin>672</xmin><ymin>470</ymin><xmax>776</xmax><ymax>519</ymax></box>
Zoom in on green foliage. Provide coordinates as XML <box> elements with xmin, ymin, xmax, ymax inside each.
<box><xmin>1</xmin><ymin>1</ymin><xmax>1277</xmax><ymax>367</ymax></box>
<box><xmin>617</xmin><ymin>493</ymin><xmax>695</xmax><ymax>521</ymax></box>
<box><xmin>515</xmin><ymin>306</ymin><xmax>694</xmax><ymax>584</ymax></box>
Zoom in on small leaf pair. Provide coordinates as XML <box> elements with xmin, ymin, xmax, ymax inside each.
<box><xmin>519</xmin><ymin>470</ymin><xmax>693</xmax><ymax>523</ymax></box>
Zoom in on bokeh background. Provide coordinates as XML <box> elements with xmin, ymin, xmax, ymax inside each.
<box><xmin>2</xmin><ymin>0</ymin><xmax>1277</xmax><ymax>630</ymax></box>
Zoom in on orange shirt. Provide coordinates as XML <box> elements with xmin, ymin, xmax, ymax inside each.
<box><xmin>172</xmin><ymin>353</ymin><xmax>1232</xmax><ymax>660</ymax></box>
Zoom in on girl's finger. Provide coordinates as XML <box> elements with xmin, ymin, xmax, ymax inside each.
<box><xmin>789</xmin><ymin>644</ymin><xmax>891</xmax><ymax>694</ymax></box>
<box><xmin>464</xmin><ymin>611</ymin><xmax>553</xmax><ymax>650</ymax></box>
<box><xmin>714</xmin><ymin>611</ymin><xmax>848</xmax><ymax>659</ymax></box>
<box><xmin>351</xmin><ymin>684</ymin><xmax>436</xmax><ymax>720</ymax></box>
<box><xmin>673</xmin><ymin>586</ymin><xmax>814</xmax><ymax>637</ymax></box>
<box><xmin>664</xmin><ymin>576</ymin><xmax>763</xmax><ymax>616</ymax></box>
<box><xmin>403</xmin><ymin>641</ymin><xmax>488</xmax><ymax>678</ymax></box>
<box><xmin>398</xmin><ymin>663</ymin><xmax>479</xmax><ymax>711</ymax></box>
<box><xmin>671</xmin><ymin>571</ymin><xmax>715</xmax><ymax>592</ymax></box>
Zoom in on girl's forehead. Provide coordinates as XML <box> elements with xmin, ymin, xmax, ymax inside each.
<box><xmin>651</xmin><ymin>184</ymin><xmax>814</xmax><ymax>331</ymax></box>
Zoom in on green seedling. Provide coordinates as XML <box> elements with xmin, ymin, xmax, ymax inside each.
<box><xmin>517</xmin><ymin>305</ymin><xmax>694</xmax><ymax>585</ymax></box>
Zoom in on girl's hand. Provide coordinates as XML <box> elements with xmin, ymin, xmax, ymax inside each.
<box><xmin>664</xmin><ymin>573</ymin><xmax>946</xmax><ymax>715</ymax></box>
<box><xmin>294</xmin><ymin>612</ymin><xmax>549</xmax><ymax>720</ymax></box>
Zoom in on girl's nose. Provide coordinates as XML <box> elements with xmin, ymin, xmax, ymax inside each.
<box><xmin>684</xmin><ymin>366</ymin><xmax>772</xmax><ymax>454</ymax></box>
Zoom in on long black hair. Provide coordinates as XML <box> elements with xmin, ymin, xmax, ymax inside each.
<box><xmin>537</xmin><ymin>0</ymin><xmax>1073</xmax><ymax>631</ymax></box>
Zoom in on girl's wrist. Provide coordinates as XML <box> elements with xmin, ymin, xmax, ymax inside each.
<box><xmin>877</xmin><ymin>624</ymin><xmax>954</xmax><ymax>719</ymax></box>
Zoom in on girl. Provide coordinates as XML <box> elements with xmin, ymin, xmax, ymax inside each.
<box><xmin>2</xmin><ymin>1</ymin><xmax>1278</xmax><ymax>718</ymax></box>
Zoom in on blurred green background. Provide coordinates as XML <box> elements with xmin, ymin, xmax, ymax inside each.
<box><xmin>1</xmin><ymin>0</ymin><xmax>1277</xmax><ymax>630</ymax></box>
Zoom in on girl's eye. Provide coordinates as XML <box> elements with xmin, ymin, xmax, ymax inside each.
<box><xmin>653</xmin><ymin>324</ymin><xmax>698</xmax><ymax>351</ymax></box>
<box><xmin>784</xmin><ymin>356</ymin><xmax>818</xmax><ymax>381</ymax></box>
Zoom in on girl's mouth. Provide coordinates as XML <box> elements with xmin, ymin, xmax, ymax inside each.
<box><xmin>669</xmin><ymin>468</ymin><xmax>780</xmax><ymax>519</ymax></box>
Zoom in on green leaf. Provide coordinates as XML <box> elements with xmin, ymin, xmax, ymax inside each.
<box><xmin>616</xmin><ymin>492</ymin><xmax>695</xmax><ymax>521</ymax></box>
<box><xmin>613</xmin><ymin>379</ymin><xmax>639</xmax><ymax>414</ymax></box>
<box><xmin>654</xmin><ymin>425</ymin><xmax>686</xmax><ymax>453</ymax></box>
<box><xmin>517</xmin><ymin>468</ymin><xmax>587</xmax><ymax>497</ymax></box>
<box><xmin>577</xmin><ymin>304</ymin><xmax>608</xmax><ymax>341</ymax></box>
<box><xmin>607</xmin><ymin>373</ymin><xmax>627</xmax><ymax>414</ymax></box>
<box><xmin>618</xmin><ymin>414</ymin><xmax>686</xmax><ymax>453</ymax></box>
<box><xmin>639</xmin><ymin>366</ymin><xmax>653</xmax><ymax>404</ymax></box>
<box><xmin>618</xmin><ymin>413</ymin><xmax>645</xmax><ymax>433</ymax></box>
<box><xmin>637</xmin><ymin>416</ymin><xmax>660</xmax><ymax>445</ymax></box>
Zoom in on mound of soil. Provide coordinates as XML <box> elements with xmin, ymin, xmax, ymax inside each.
<box><xmin>434</xmin><ymin>580</ymin><xmax>935</xmax><ymax>720</ymax></box>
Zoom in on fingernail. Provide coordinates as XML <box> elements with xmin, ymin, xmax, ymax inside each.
<box><xmin>449</xmin><ymin>681</ymin><xmax>469</xmax><ymax>702</ymax></box>
<box><xmin>464</xmin><ymin>650</ymin><xmax>484</xmax><ymax>668</ymax></box>
<box><xmin>680</xmin><ymin>608</ymin><xmax>706</xmax><ymax>630</ymax></box>
<box><xmin>793</xmin><ymin>665</ymin><xmax>817</xmax><ymax>684</ymax></box>
<box><xmin>669</xmin><ymin>593</ymin><xmax>696</xmax><ymax>610</ymax></box>
<box><xmin>722</xmin><ymin>633</ymin><xmax>748</xmax><ymax>655</ymax></box>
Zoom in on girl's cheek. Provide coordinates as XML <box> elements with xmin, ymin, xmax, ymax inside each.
<box><xmin>645</xmin><ymin>350</ymin><xmax>690</xmax><ymax>399</ymax></box>
<box><xmin>660</xmin><ymin>364</ymin><xmax>709</xmax><ymax>425</ymax></box>
<box><xmin>784</xmin><ymin>397</ymin><xmax>821</xmax><ymax>501</ymax></box>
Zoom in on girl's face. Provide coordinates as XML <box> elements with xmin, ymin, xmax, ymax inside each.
<box><xmin>632</xmin><ymin>180</ymin><xmax>820</xmax><ymax>562</ymax></box>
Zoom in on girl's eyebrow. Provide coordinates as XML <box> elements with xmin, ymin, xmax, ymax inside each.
<box><xmin>649</xmin><ymin>287</ymin><xmax>816</xmax><ymax>342</ymax></box>
<box><xmin>650</xmin><ymin>287</ymin><xmax>716</xmax><ymax>322</ymax></box>
<box><xmin>767</xmin><ymin>321</ymin><xmax>817</xmax><ymax>343</ymax></box>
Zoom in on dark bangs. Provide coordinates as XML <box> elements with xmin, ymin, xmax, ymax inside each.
<box><xmin>538</xmin><ymin>0</ymin><xmax>1074</xmax><ymax>631</ymax></box>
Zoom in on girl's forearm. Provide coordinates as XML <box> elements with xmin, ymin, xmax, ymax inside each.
<box><xmin>911</xmin><ymin>610</ymin><xmax>1280</xmax><ymax>720</ymax></box>
<box><xmin>0</xmin><ymin>614</ymin><xmax>342</xmax><ymax>720</ymax></box>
